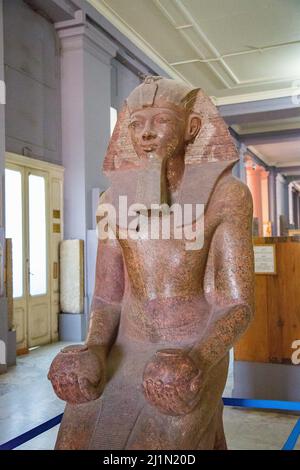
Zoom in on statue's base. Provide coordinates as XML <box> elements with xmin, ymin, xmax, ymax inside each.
<box><xmin>233</xmin><ymin>360</ymin><xmax>300</xmax><ymax>404</ymax></box>
<box><xmin>59</xmin><ymin>312</ymin><xmax>87</xmax><ymax>342</ymax></box>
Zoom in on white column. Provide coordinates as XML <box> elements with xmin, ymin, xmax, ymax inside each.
<box><xmin>276</xmin><ymin>173</ymin><xmax>286</xmax><ymax>235</ymax></box>
<box><xmin>239</xmin><ymin>143</ymin><xmax>248</xmax><ymax>183</ymax></box>
<box><xmin>55</xmin><ymin>12</ymin><xmax>118</xmax><ymax>318</ymax></box>
<box><xmin>234</xmin><ymin>142</ymin><xmax>247</xmax><ymax>182</ymax></box>
<box><xmin>289</xmin><ymin>183</ymin><xmax>294</xmax><ymax>226</ymax></box>
<box><xmin>0</xmin><ymin>0</ymin><xmax>8</xmax><ymax>373</ymax></box>
<box><xmin>0</xmin><ymin>0</ymin><xmax>4</xmax><ymax>228</ymax></box>
<box><xmin>268</xmin><ymin>167</ymin><xmax>277</xmax><ymax>236</ymax></box>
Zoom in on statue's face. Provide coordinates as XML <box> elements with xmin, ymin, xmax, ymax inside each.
<box><xmin>129</xmin><ymin>107</ymin><xmax>187</xmax><ymax>161</ymax></box>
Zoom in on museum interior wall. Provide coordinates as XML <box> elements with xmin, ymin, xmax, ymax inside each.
<box><xmin>111</xmin><ymin>58</ymin><xmax>140</xmax><ymax>112</ymax></box>
<box><xmin>0</xmin><ymin>0</ymin><xmax>165</xmax><ymax>349</ymax></box>
<box><xmin>0</xmin><ymin>0</ymin><xmax>7</xmax><ymax>373</ymax></box>
<box><xmin>0</xmin><ymin>0</ymin><xmax>300</xmax><ymax>404</ymax></box>
<box><xmin>3</xmin><ymin>0</ymin><xmax>62</xmax><ymax>165</ymax></box>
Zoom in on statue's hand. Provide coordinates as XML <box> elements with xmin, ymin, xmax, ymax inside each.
<box><xmin>47</xmin><ymin>345</ymin><xmax>106</xmax><ymax>404</ymax></box>
<box><xmin>142</xmin><ymin>349</ymin><xmax>202</xmax><ymax>416</ymax></box>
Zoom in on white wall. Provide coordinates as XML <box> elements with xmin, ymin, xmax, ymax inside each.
<box><xmin>0</xmin><ymin>0</ymin><xmax>8</xmax><ymax>373</ymax></box>
<box><xmin>0</xmin><ymin>0</ymin><xmax>4</xmax><ymax>205</ymax></box>
<box><xmin>111</xmin><ymin>58</ymin><xmax>141</xmax><ymax>111</ymax></box>
<box><xmin>3</xmin><ymin>0</ymin><xmax>61</xmax><ymax>164</ymax></box>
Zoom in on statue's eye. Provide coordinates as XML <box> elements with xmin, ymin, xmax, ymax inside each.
<box><xmin>129</xmin><ymin>121</ymin><xmax>143</xmax><ymax>129</ymax></box>
<box><xmin>156</xmin><ymin>116</ymin><xmax>171</xmax><ymax>124</ymax></box>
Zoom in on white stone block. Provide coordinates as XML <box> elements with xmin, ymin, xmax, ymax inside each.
<box><xmin>60</xmin><ymin>240</ymin><xmax>84</xmax><ymax>314</ymax></box>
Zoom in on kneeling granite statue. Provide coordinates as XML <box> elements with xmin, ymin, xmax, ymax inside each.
<box><xmin>48</xmin><ymin>77</ymin><xmax>254</xmax><ymax>450</ymax></box>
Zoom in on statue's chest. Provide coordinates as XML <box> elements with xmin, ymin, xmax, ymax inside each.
<box><xmin>118</xmin><ymin>210</ymin><xmax>205</xmax><ymax>250</ymax></box>
<box><xmin>117</xmin><ymin>209</ymin><xmax>218</xmax><ymax>285</ymax></box>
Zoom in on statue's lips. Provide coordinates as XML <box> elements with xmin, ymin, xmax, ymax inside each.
<box><xmin>141</xmin><ymin>144</ymin><xmax>158</xmax><ymax>152</ymax></box>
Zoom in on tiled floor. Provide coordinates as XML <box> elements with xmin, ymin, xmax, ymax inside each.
<box><xmin>0</xmin><ymin>343</ymin><xmax>299</xmax><ymax>450</ymax></box>
<box><xmin>0</xmin><ymin>342</ymin><xmax>69</xmax><ymax>450</ymax></box>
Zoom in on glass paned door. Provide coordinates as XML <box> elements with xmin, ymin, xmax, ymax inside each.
<box><xmin>27</xmin><ymin>169</ymin><xmax>50</xmax><ymax>348</ymax></box>
<box><xmin>5</xmin><ymin>168</ymin><xmax>23</xmax><ymax>298</ymax></box>
<box><xmin>28</xmin><ymin>174</ymin><xmax>47</xmax><ymax>296</ymax></box>
<box><xmin>5</xmin><ymin>165</ymin><xmax>27</xmax><ymax>349</ymax></box>
<box><xmin>5</xmin><ymin>164</ymin><xmax>51</xmax><ymax>350</ymax></box>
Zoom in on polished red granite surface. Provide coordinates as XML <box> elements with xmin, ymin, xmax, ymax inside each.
<box><xmin>48</xmin><ymin>77</ymin><xmax>254</xmax><ymax>450</ymax></box>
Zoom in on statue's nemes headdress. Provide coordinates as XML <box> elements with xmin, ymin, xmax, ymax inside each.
<box><xmin>103</xmin><ymin>76</ymin><xmax>238</xmax><ymax>173</ymax></box>
<box><xmin>103</xmin><ymin>77</ymin><xmax>239</xmax><ymax>211</ymax></box>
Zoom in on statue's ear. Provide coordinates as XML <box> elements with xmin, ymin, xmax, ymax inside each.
<box><xmin>185</xmin><ymin>113</ymin><xmax>201</xmax><ymax>143</ymax></box>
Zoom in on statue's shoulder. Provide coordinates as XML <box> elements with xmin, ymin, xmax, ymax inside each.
<box><xmin>216</xmin><ymin>173</ymin><xmax>253</xmax><ymax>217</ymax></box>
<box><xmin>219</xmin><ymin>173</ymin><xmax>252</xmax><ymax>199</ymax></box>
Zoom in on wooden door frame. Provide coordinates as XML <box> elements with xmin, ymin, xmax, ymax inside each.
<box><xmin>5</xmin><ymin>162</ymin><xmax>27</xmax><ymax>352</ymax></box>
<box><xmin>5</xmin><ymin>152</ymin><xmax>64</xmax><ymax>351</ymax></box>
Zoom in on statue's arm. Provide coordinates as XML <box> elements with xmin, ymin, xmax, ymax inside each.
<box><xmin>85</xmin><ymin>235</ymin><xmax>124</xmax><ymax>358</ymax></box>
<box><xmin>192</xmin><ymin>179</ymin><xmax>254</xmax><ymax>372</ymax></box>
<box><xmin>48</xmin><ymin>192</ymin><xmax>124</xmax><ymax>404</ymax></box>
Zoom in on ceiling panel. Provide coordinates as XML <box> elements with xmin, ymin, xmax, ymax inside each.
<box><xmin>251</xmin><ymin>140</ymin><xmax>300</xmax><ymax>166</ymax></box>
<box><xmin>234</xmin><ymin>117</ymin><xmax>300</xmax><ymax>134</ymax></box>
<box><xmin>224</xmin><ymin>46</ymin><xmax>300</xmax><ymax>83</ymax></box>
<box><xmin>89</xmin><ymin>0</ymin><xmax>300</xmax><ymax>105</ymax></box>
<box><xmin>99</xmin><ymin>0</ymin><xmax>195</xmax><ymax>62</ymax></box>
<box><xmin>182</xmin><ymin>0</ymin><xmax>300</xmax><ymax>53</ymax></box>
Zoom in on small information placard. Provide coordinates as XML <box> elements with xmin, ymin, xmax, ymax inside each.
<box><xmin>254</xmin><ymin>244</ymin><xmax>276</xmax><ymax>274</ymax></box>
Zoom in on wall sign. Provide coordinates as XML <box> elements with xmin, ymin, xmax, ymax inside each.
<box><xmin>254</xmin><ymin>244</ymin><xmax>276</xmax><ymax>275</ymax></box>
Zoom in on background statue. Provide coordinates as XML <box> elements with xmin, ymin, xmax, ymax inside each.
<box><xmin>48</xmin><ymin>77</ymin><xmax>254</xmax><ymax>450</ymax></box>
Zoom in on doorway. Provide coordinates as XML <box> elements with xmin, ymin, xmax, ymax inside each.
<box><xmin>5</xmin><ymin>153</ymin><xmax>64</xmax><ymax>353</ymax></box>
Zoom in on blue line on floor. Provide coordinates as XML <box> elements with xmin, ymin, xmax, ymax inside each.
<box><xmin>282</xmin><ymin>419</ymin><xmax>300</xmax><ymax>451</ymax></box>
<box><xmin>1</xmin><ymin>397</ymin><xmax>300</xmax><ymax>450</ymax></box>
<box><xmin>0</xmin><ymin>413</ymin><xmax>63</xmax><ymax>450</ymax></box>
<box><xmin>223</xmin><ymin>397</ymin><xmax>300</xmax><ymax>412</ymax></box>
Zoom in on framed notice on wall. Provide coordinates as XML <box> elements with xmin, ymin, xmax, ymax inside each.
<box><xmin>254</xmin><ymin>244</ymin><xmax>276</xmax><ymax>275</ymax></box>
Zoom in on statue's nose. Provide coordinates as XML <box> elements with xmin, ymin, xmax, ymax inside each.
<box><xmin>142</xmin><ymin>125</ymin><xmax>156</xmax><ymax>140</ymax></box>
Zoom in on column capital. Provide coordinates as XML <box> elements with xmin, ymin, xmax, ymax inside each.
<box><xmin>245</xmin><ymin>160</ymin><xmax>268</xmax><ymax>176</ymax></box>
<box><xmin>260</xmin><ymin>169</ymin><xmax>269</xmax><ymax>179</ymax></box>
<box><xmin>55</xmin><ymin>10</ymin><xmax>118</xmax><ymax>65</ymax></box>
<box><xmin>245</xmin><ymin>165</ymin><xmax>256</xmax><ymax>176</ymax></box>
<box><xmin>276</xmin><ymin>172</ymin><xmax>286</xmax><ymax>184</ymax></box>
